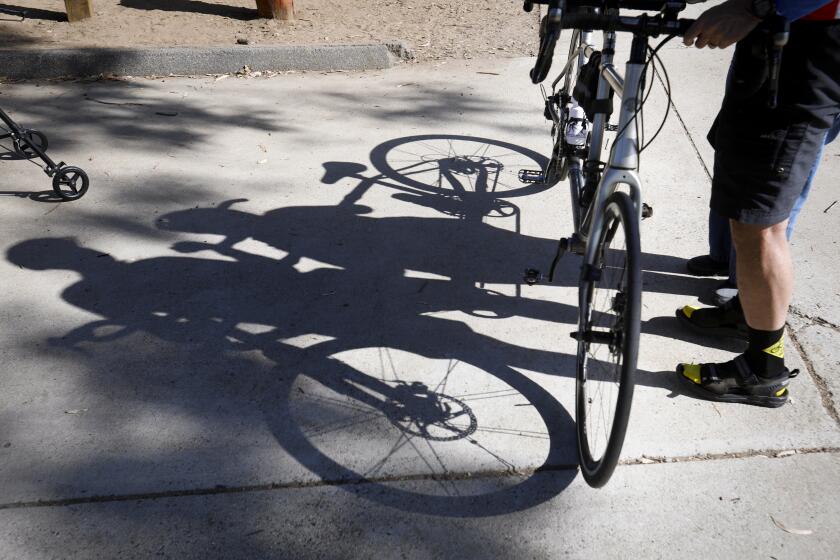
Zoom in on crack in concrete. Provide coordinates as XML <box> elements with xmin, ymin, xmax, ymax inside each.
<box><xmin>790</xmin><ymin>306</ymin><xmax>840</xmax><ymax>332</ymax></box>
<box><xmin>3</xmin><ymin>448</ymin><xmax>838</xmax><ymax>511</ymax></box>
<box><xmin>787</xmin><ymin>323</ymin><xmax>840</xmax><ymax>428</ymax></box>
<box><xmin>0</xmin><ymin>464</ymin><xmax>577</xmax><ymax>511</ymax></box>
<box><xmin>623</xmin><ymin>446</ymin><xmax>840</xmax><ymax>466</ymax></box>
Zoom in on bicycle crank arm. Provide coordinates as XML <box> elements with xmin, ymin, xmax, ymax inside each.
<box><xmin>548</xmin><ymin>234</ymin><xmax>585</xmax><ymax>282</ymax></box>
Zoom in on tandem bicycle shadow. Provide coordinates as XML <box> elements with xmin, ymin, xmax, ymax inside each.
<box><xmin>6</xmin><ymin>134</ymin><xmax>715</xmax><ymax>516</ymax></box>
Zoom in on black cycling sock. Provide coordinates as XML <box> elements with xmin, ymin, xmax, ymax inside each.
<box><xmin>745</xmin><ymin>326</ymin><xmax>786</xmax><ymax>378</ymax></box>
<box><xmin>689</xmin><ymin>295</ymin><xmax>744</xmax><ymax>325</ymax></box>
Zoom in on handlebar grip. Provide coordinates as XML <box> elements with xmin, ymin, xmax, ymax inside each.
<box><xmin>558</xmin><ymin>12</ymin><xmax>694</xmax><ymax>36</ymax></box>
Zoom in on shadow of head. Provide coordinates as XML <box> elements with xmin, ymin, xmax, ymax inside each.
<box><xmin>6</xmin><ymin>237</ymin><xmax>115</xmax><ymax>271</ymax></box>
<box><xmin>322</xmin><ymin>162</ymin><xmax>368</xmax><ymax>184</ymax></box>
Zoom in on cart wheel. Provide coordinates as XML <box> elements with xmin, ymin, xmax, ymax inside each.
<box><xmin>13</xmin><ymin>129</ymin><xmax>49</xmax><ymax>159</ymax></box>
<box><xmin>52</xmin><ymin>166</ymin><xmax>89</xmax><ymax>201</ymax></box>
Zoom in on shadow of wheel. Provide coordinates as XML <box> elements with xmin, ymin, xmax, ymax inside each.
<box><xmin>370</xmin><ymin>134</ymin><xmax>555</xmax><ymax>205</ymax></box>
<box><xmin>261</xmin><ymin>347</ymin><xmax>577</xmax><ymax>517</ymax></box>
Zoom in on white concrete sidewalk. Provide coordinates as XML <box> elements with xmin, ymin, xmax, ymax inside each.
<box><xmin>0</xmin><ymin>50</ymin><xmax>838</xmax><ymax>558</ymax></box>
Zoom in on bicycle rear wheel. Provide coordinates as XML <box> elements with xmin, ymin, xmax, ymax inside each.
<box><xmin>575</xmin><ymin>191</ymin><xmax>640</xmax><ymax>488</ymax></box>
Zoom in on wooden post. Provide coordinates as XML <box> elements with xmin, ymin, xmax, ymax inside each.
<box><xmin>256</xmin><ymin>0</ymin><xmax>295</xmax><ymax>20</ymax></box>
<box><xmin>64</xmin><ymin>0</ymin><xmax>93</xmax><ymax>22</ymax></box>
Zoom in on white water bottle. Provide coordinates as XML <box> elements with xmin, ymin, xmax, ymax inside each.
<box><xmin>565</xmin><ymin>101</ymin><xmax>588</xmax><ymax>147</ymax></box>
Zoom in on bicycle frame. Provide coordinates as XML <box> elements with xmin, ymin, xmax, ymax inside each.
<box><xmin>550</xmin><ymin>25</ymin><xmax>648</xmax><ymax>247</ymax></box>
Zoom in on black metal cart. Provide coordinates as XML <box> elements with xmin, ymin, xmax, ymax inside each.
<box><xmin>0</xmin><ymin>6</ymin><xmax>90</xmax><ymax>201</ymax></box>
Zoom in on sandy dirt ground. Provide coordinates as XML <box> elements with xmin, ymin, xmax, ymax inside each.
<box><xmin>0</xmin><ymin>0</ymin><xmax>541</xmax><ymax>61</ymax></box>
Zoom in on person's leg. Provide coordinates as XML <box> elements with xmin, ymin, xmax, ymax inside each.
<box><xmin>786</xmin><ymin>113</ymin><xmax>837</xmax><ymax>235</ymax></box>
<box><xmin>677</xmin><ymin>91</ymin><xmax>825</xmax><ymax>406</ymax></box>
<box><xmin>786</xmin><ymin>140</ymin><xmax>825</xmax><ymax>238</ymax></box>
<box><xmin>687</xmin><ymin>210</ymin><xmax>731</xmax><ymax>276</ymax></box>
<box><xmin>731</xmin><ymin>219</ymin><xmax>791</xmax><ymax>332</ymax></box>
<box><xmin>713</xmin><ymin>124</ymin><xmax>831</xmax><ymax>304</ymax></box>
<box><xmin>708</xmin><ymin>209</ymin><xmax>732</xmax><ymax>263</ymax></box>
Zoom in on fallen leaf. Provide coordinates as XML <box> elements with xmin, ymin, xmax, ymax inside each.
<box><xmin>770</xmin><ymin>515</ymin><xmax>813</xmax><ymax>535</ymax></box>
<box><xmin>775</xmin><ymin>450</ymin><xmax>797</xmax><ymax>458</ymax></box>
<box><xmin>64</xmin><ymin>409</ymin><xmax>88</xmax><ymax>415</ymax></box>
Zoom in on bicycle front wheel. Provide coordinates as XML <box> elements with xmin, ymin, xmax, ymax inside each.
<box><xmin>575</xmin><ymin>191</ymin><xmax>640</xmax><ymax>488</ymax></box>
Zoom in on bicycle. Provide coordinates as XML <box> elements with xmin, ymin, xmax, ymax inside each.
<box><xmin>517</xmin><ymin>0</ymin><xmax>788</xmax><ymax>487</ymax></box>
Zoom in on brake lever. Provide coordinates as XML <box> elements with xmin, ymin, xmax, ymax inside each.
<box><xmin>765</xmin><ymin>14</ymin><xmax>789</xmax><ymax>109</ymax></box>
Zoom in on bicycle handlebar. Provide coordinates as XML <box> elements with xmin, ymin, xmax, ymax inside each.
<box><xmin>525</xmin><ymin>0</ymin><xmax>680</xmax><ymax>11</ymax></box>
<box><xmin>529</xmin><ymin>6</ymin><xmax>695</xmax><ymax>84</ymax></box>
<box><xmin>527</xmin><ymin>2</ymin><xmax>788</xmax><ymax>110</ymax></box>
<box><xmin>559</xmin><ymin>12</ymin><xmax>694</xmax><ymax>35</ymax></box>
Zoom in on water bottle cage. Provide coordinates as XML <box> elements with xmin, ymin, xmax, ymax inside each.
<box><xmin>573</xmin><ymin>51</ymin><xmax>616</xmax><ymax>121</ymax></box>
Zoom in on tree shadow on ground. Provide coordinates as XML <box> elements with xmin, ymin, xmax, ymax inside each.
<box><xmin>0</xmin><ymin>20</ymin><xmax>44</xmax><ymax>47</ymax></box>
<box><xmin>0</xmin><ymin>3</ymin><xmax>64</xmax><ymax>21</ymax></box>
<box><xmin>0</xmin><ymin>79</ymin><xmax>287</xmax><ymax>160</ymax></box>
<box><xmin>120</xmin><ymin>0</ymin><xmax>260</xmax><ymax>21</ymax></box>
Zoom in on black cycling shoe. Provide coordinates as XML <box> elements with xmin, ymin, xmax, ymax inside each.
<box><xmin>686</xmin><ymin>254</ymin><xmax>729</xmax><ymax>277</ymax></box>
<box><xmin>676</xmin><ymin>355</ymin><xmax>798</xmax><ymax>408</ymax></box>
<box><xmin>676</xmin><ymin>296</ymin><xmax>748</xmax><ymax>340</ymax></box>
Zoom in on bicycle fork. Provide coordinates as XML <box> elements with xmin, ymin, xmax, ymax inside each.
<box><xmin>525</xmin><ymin>33</ymin><xmax>650</xmax><ymax>286</ymax></box>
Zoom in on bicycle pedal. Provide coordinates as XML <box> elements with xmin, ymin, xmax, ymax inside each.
<box><xmin>642</xmin><ymin>203</ymin><xmax>653</xmax><ymax>219</ymax></box>
<box><xmin>523</xmin><ymin>268</ymin><xmax>542</xmax><ymax>285</ymax></box>
<box><xmin>518</xmin><ymin>169</ymin><xmax>545</xmax><ymax>184</ymax></box>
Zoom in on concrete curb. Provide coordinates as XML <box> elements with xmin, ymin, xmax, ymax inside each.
<box><xmin>0</xmin><ymin>43</ymin><xmax>405</xmax><ymax>79</ymax></box>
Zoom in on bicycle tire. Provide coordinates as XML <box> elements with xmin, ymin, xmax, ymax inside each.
<box><xmin>575</xmin><ymin>190</ymin><xmax>640</xmax><ymax>488</ymax></box>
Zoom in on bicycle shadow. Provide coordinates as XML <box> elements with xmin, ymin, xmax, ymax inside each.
<box><xmin>323</xmin><ymin>134</ymin><xmax>723</xmax><ymax>298</ymax></box>
<box><xmin>9</xmin><ymin>208</ymin><xmax>580</xmax><ymax>516</ymax></box>
<box><xmin>5</xmin><ymin>134</ymin><xmax>706</xmax><ymax>517</ymax></box>
<box><xmin>5</xmin><ymin>131</ymin><xmax>585</xmax><ymax>516</ymax></box>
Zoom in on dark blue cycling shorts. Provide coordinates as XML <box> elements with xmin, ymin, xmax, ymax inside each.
<box><xmin>708</xmin><ymin>21</ymin><xmax>840</xmax><ymax>226</ymax></box>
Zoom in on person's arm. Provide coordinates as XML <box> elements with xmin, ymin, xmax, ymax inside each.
<box><xmin>684</xmin><ymin>0</ymin><xmax>836</xmax><ymax>49</ymax></box>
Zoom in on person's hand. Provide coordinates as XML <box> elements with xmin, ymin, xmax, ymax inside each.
<box><xmin>684</xmin><ymin>0</ymin><xmax>762</xmax><ymax>49</ymax></box>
